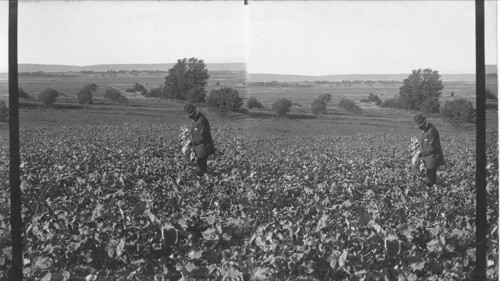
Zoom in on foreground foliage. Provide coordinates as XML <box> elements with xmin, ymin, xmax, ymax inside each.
<box><xmin>0</xmin><ymin>124</ymin><xmax>498</xmax><ymax>280</ymax></box>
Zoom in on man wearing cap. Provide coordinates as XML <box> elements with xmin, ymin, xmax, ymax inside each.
<box><xmin>184</xmin><ymin>103</ymin><xmax>215</xmax><ymax>176</ymax></box>
<box><xmin>414</xmin><ymin>113</ymin><xmax>444</xmax><ymax>187</ymax></box>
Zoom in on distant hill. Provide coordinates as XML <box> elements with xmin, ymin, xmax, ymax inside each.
<box><xmin>247</xmin><ymin>73</ymin><xmax>477</xmax><ymax>82</ymax></box>
<box><xmin>18</xmin><ymin>63</ymin><xmax>245</xmax><ymax>73</ymax></box>
<box><xmin>14</xmin><ymin>63</ymin><xmax>496</xmax><ymax>82</ymax></box>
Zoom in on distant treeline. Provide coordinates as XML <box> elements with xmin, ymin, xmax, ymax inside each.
<box><xmin>249</xmin><ymin>80</ymin><xmax>401</xmax><ymax>87</ymax></box>
<box><xmin>81</xmin><ymin>70</ymin><xmax>168</xmax><ymax>75</ymax></box>
<box><xmin>19</xmin><ymin>71</ymin><xmax>78</xmax><ymax>77</ymax></box>
<box><xmin>20</xmin><ymin>69</ymin><xmax>169</xmax><ymax>77</ymax></box>
<box><xmin>249</xmin><ymin>81</ymin><xmax>313</xmax><ymax>87</ymax></box>
<box><xmin>208</xmin><ymin>70</ymin><xmax>245</xmax><ymax>75</ymax></box>
<box><xmin>315</xmin><ymin>80</ymin><xmax>400</xmax><ymax>85</ymax></box>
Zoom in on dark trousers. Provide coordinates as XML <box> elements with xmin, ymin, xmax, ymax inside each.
<box><xmin>196</xmin><ymin>157</ymin><xmax>208</xmax><ymax>176</ymax></box>
<box><xmin>426</xmin><ymin>168</ymin><xmax>437</xmax><ymax>187</ymax></box>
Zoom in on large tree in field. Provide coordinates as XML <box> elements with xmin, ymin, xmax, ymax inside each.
<box><xmin>164</xmin><ymin>57</ymin><xmax>209</xmax><ymax>102</ymax></box>
<box><xmin>398</xmin><ymin>68</ymin><xmax>444</xmax><ymax>110</ymax></box>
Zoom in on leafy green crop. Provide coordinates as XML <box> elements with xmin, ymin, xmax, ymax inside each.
<box><xmin>0</xmin><ymin>125</ymin><xmax>497</xmax><ymax>280</ymax></box>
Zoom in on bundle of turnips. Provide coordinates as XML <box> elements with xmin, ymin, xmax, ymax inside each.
<box><xmin>410</xmin><ymin>137</ymin><xmax>424</xmax><ymax>173</ymax></box>
<box><xmin>179</xmin><ymin>126</ymin><xmax>195</xmax><ymax>162</ymax></box>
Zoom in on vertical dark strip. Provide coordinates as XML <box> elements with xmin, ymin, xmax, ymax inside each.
<box><xmin>244</xmin><ymin>0</ymin><xmax>248</xmax><ymax>5</ymax></box>
<box><xmin>8</xmin><ymin>0</ymin><xmax>22</xmax><ymax>280</ymax></box>
<box><xmin>472</xmin><ymin>0</ymin><xmax>487</xmax><ymax>279</ymax></box>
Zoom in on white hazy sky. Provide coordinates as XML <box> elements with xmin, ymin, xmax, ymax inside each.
<box><xmin>0</xmin><ymin>0</ymin><xmax>497</xmax><ymax>76</ymax></box>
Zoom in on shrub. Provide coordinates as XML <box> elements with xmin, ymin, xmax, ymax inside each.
<box><xmin>311</xmin><ymin>99</ymin><xmax>327</xmax><ymax>115</ymax></box>
<box><xmin>76</xmin><ymin>90</ymin><xmax>93</xmax><ymax>105</ymax></box>
<box><xmin>76</xmin><ymin>84</ymin><xmax>98</xmax><ymax>105</ymax></box>
<box><xmin>360</xmin><ymin>93</ymin><xmax>381</xmax><ymax>105</ymax></box>
<box><xmin>146</xmin><ymin>87</ymin><xmax>165</xmax><ymax>98</ymax></box>
<box><xmin>38</xmin><ymin>88</ymin><xmax>59</xmax><ymax>107</ymax></box>
<box><xmin>104</xmin><ymin>88</ymin><xmax>129</xmax><ymax>105</ymax></box>
<box><xmin>441</xmin><ymin>98</ymin><xmax>475</xmax><ymax>123</ymax></box>
<box><xmin>271</xmin><ymin>98</ymin><xmax>293</xmax><ymax>117</ymax></box>
<box><xmin>206</xmin><ymin>87</ymin><xmax>242</xmax><ymax>111</ymax></box>
<box><xmin>247</xmin><ymin>97</ymin><xmax>263</xmax><ymax>109</ymax></box>
<box><xmin>368</xmin><ymin>93</ymin><xmax>382</xmax><ymax>105</ymax></box>
<box><xmin>380</xmin><ymin>97</ymin><xmax>398</xmax><ymax>108</ymax></box>
<box><xmin>0</xmin><ymin>100</ymin><xmax>8</xmax><ymax>122</ymax></box>
<box><xmin>338</xmin><ymin>98</ymin><xmax>361</xmax><ymax>113</ymax></box>
<box><xmin>486</xmin><ymin>89</ymin><xmax>497</xmax><ymax>100</ymax></box>
<box><xmin>317</xmin><ymin>94</ymin><xmax>332</xmax><ymax>103</ymax></box>
<box><xmin>420</xmin><ymin>97</ymin><xmax>440</xmax><ymax>113</ymax></box>
<box><xmin>80</xmin><ymin>83</ymin><xmax>98</xmax><ymax>93</ymax></box>
<box><xmin>19</xmin><ymin>88</ymin><xmax>31</xmax><ymax>99</ymax></box>
<box><xmin>126</xmin><ymin>83</ymin><xmax>147</xmax><ymax>95</ymax></box>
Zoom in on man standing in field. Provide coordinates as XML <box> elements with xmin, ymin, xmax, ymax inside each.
<box><xmin>184</xmin><ymin>103</ymin><xmax>215</xmax><ymax>176</ymax></box>
<box><xmin>414</xmin><ymin>113</ymin><xmax>444</xmax><ymax>187</ymax></box>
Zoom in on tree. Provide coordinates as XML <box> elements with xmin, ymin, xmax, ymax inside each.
<box><xmin>206</xmin><ymin>87</ymin><xmax>243</xmax><ymax>111</ymax></box>
<box><xmin>398</xmin><ymin>68</ymin><xmax>444</xmax><ymax>110</ymax></box>
<box><xmin>38</xmin><ymin>88</ymin><xmax>59</xmax><ymax>107</ymax></box>
<box><xmin>271</xmin><ymin>98</ymin><xmax>293</xmax><ymax>117</ymax></box>
<box><xmin>164</xmin><ymin>57</ymin><xmax>209</xmax><ymax>101</ymax></box>
<box><xmin>77</xmin><ymin>83</ymin><xmax>98</xmax><ymax>105</ymax></box>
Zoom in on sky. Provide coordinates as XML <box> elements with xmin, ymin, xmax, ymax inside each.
<box><xmin>0</xmin><ymin>0</ymin><xmax>497</xmax><ymax>76</ymax></box>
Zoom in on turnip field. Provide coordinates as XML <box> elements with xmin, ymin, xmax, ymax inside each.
<box><xmin>0</xmin><ymin>123</ymin><xmax>498</xmax><ymax>280</ymax></box>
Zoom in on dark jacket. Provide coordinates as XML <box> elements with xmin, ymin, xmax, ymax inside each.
<box><xmin>420</xmin><ymin>121</ymin><xmax>444</xmax><ymax>169</ymax></box>
<box><xmin>190</xmin><ymin>112</ymin><xmax>215</xmax><ymax>158</ymax></box>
